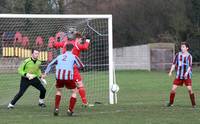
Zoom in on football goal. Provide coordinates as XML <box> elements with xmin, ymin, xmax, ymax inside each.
<box><xmin>0</xmin><ymin>14</ymin><xmax>117</xmax><ymax>106</ymax></box>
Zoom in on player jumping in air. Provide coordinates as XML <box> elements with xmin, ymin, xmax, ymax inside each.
<box><xmin>167</xmin><ymin>42</ymin><xmax>196</xmax><ymax>107</ymax></box>
<box><xmin>44</xmin><ymin>43</ymin><xmax>84</xmax><ymax>116</ymax></box>
<box><xmin>53</xmin><ymin>28</ymin><xmax>90</xmax><ymax>107</ymax></box>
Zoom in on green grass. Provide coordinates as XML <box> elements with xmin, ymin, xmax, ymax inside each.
<box><xmin>1</xmin><ymin>70</ymin><xmax>200</xmax><ymax>124</ymax></box>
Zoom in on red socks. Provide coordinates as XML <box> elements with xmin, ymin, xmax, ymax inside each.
<box><xmin>55</xmin><ymin>95</ymin><xmax>77</xmax><ymax>112</ymax></box>
<box><xmin>55</xmin><ymin>95</ymin><xmax>61</xmax><ymax>109</ymax></box>
<box><xmin>78</xmin><ymin>87</ymin><xmax>87</xmax><ymax>105</ymax></box>
<box><xmin>169</xmin><ymin>91</ymin><xmax>196</xmax><ymax>107</ymax></box>
<box><xmin>189</xmin><ymin>93</ymin><xmax>196</xmax><ymax>106</ymax></box>
<box><xmin>69</xmin><ymin>97</ymin><xmax>77</xmax><ymax>112</ymax></box>
<box><xmin>169</xmin><ymin>92</ymin><xmax>175</xmax><ymax>105</ymax></box>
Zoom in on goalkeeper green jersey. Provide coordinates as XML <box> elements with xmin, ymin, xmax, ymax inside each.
<box><xmin>18</xmin><ymin>57</ymin><xmax>42</xmax><ymax>77</ymax></box>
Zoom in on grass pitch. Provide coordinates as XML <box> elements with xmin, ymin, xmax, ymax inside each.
<box><xmin>0</xmin><ymin>70</ymin><xmax>200</xmax><ymax>124</ymax></box>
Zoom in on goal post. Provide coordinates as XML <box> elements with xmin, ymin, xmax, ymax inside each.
<box><xmin>0</xmin><ymin>14</ymin><xmax>116</xmax><ymax>105</ymax></box>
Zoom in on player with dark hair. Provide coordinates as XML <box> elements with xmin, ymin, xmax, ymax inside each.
<box><xmin>53</xmin><ymin>29</ymin><xmax>90</xmax><ymax>107</ymax></box>
<box><xmin>44</xmin><ymin>43</ymin><xmax>84</xmax><ymax>116</ymax></box>
<box><xmin>8</xmin><ymin>49</ymin><xmax>46</xmax><ymax>109</ymax></box>
<box><xmin>167</xmin><ymin>42</ymin><xmax>196</xmax><ymax>107</ymax></box>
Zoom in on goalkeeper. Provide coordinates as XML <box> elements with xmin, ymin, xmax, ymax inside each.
<box><xmin>53</xmin><ymin>29</ymin><xmax>90</xmax><ymax>107</ymax></box>
<box><xmin>44</xmin><ymin>43</ymin><xmax>84</xmax><ymax>116</ymax></box>
<box><xmin>8</xmin><ymin>49</ymin><xmax>46</xmax><ymax>109</ymax></box>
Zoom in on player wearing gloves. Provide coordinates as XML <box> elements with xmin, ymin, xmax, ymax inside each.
<box><xmin>44</xmin><ymin>43</ymin><xmax>84</xmax><ymax>116</ymax></box>
<box><xmin>53</xmin><ymin>29</ymin><xmax>90</xmax><ymax>107</ymax></box>
<box><xmin>8</xmin><ymin>49</ymin><xmax>46</xmax><ymax>109</ymax></box>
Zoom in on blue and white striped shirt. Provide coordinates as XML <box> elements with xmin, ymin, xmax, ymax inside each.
<box><xmin>45</xmin><ymin>51</ymin><xmax>84</xmax><ymax>80</ymax></box>
<box><xmin>173</xmin><ymin>52</ymin><xmax>192</xmax><ymax>79</ymax></box>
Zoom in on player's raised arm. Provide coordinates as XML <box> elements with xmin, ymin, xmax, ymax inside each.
<box><xmin>75</xmin><ymin>35</ymin><xmax>91</xmax><ymax>50</ymax></box>
<box><xmin>53</xmin><ymin>41</ymin><xmax>65</xmax><ymax>49</ymax></box>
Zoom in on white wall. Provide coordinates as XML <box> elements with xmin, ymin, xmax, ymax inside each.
<box><xmin>113</xmin><ymin>45</ymin><xmax>150</xmax><ymax>70</ymax></box>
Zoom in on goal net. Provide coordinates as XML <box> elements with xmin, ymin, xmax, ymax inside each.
<box><xmin>0</xmin><ymin>14</ymin><xmax>115</xmax><ymax>107</ymax></box>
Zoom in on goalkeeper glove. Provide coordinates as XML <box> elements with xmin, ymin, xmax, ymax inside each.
<box><xmin>40</xmin><ymin>78</ymin><xmax>47</xmax><ymax>85</ymax></box>
<box><xmin>26</xmin><ymin>73</ymin><xmax>36</xmax><ymax>80</ymax></box>
<box><xmin>85</xmin><ymin>35</ymin><xmax>91</xmax><ymax>40</ymax></box>
<box><xmin>85</xmin><ymin>35</ymin><xmax>91</xmax><ymax>43</ymax></box>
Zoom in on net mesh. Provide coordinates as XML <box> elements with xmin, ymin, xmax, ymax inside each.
<box><xmin>0</xmin><ymin>17</ymin><xmax>110</xmax><ymax>106</ymax></box>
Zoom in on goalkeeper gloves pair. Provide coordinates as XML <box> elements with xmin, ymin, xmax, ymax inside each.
<box><xmin>75</xmin><ymin>32</ymin><xmax>90</xmax><ymax>40</ymax></box>
<box><xmin>25</xmin><ymin>73</ymin><xmax>47</xmax><ymax>85</ymax></box>
<box><xmin>26</xmin><ymin>73</ymin><xmax>36</xmax><ymax>80</ymax></box>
